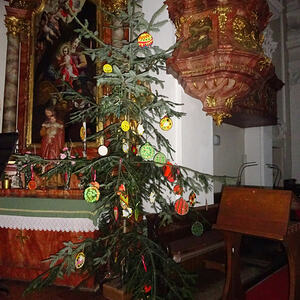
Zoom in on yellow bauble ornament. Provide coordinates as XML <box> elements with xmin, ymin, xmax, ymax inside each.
<box><xmin>103</xmin><ymin>63</ymin><xmax>112</xmax><ymax>73</ymax></box>
<box><xmin>121</xmin><ymin>120</ymin><xmax>130</xmax><ymax>132</ymax></box>
<box><xmin>160</xmin><ymin>116</ymin><xmax>173</xmax><ymax>131</ymax></box>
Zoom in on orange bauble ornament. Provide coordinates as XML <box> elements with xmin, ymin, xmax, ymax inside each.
<box><xmin>138</xmin><ymin>32</ymin><xmax>153</xmax><ymax>48</ymax></box>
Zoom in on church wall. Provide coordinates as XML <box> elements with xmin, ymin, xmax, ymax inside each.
<box><xmin>0</xmin><ymin>2</ymin><xmax>7</xmax><ymax>132</ymax></box>
<box><xmin>290</xmin><ymin>84</ymin><xmax>300</xmax><ymax>181</ymax></box>
<box><xmin>142</xmin><ymin>0</ymin><xmax>214</xmax><ymax>207</ymax></box>
<box><xmin>213</xmin><ymin>124</ymin><xmax>244</xmax><ymax>193</ymax></box>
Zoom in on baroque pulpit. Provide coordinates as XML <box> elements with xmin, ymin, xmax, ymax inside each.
<box><xmin>165</xmin><ymin>0</ymin><xmax>282</xmax><ymax>127</ymax></box>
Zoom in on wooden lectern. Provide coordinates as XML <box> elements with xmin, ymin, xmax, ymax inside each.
<box><xmin>213</xmin><ymin>186</ymin><xmax>300</xmax><ymax>300</ymax></box>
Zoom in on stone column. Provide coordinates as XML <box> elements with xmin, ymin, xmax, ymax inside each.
<box><xmin>2</xmin><ymin>6</ymin><xmax>30</xmax><ymax>133</ymax></box>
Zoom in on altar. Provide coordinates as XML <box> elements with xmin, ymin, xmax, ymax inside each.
<box><xmin>0</xmin><ymin>189</ymin><xmax>99</xmax><ymax>289</ymax></box>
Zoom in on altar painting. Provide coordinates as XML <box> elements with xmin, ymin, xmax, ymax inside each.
<box><xmin>29</xmin><ymin>0</ymin><xmax>98</xmax><ymax>147</ymax></box>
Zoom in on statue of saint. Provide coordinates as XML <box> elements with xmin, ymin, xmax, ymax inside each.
<box><xmin>40</xmin><ymin>106</ymin><xmax>65</xmax><ymax>159</ymax></box>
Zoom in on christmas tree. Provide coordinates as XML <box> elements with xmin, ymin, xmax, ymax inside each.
<box><xmin>18</xmin><ymin>0</ymin><xmax>231</xmax><ymax>298</ymax></box>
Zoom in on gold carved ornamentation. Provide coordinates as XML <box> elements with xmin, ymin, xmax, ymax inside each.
<box><xmin>5</xmin><ymin>16</ymin><xmax>30</xmax><ymax>36</ymax></box>
<box><xmin>188</xmin><ymin>17</ymin><xmax>212</xmax><ymax>51</ymax></box>
<box><xmin>208</xmin><ymin>112</ymin><xmax>232</xmax><ymax>126</ymax></box>
<box><xmin>206</xmin><ymin>95</ymin><xmax>217</xmax><ymax>108</ymax></box>
<box><xmin>232</xmin><ymin>16</ymin><xmax>261</xmax><ymax>50</ymax></box>
<box><xmin>9</xmin><ymin>0</ymin><xmax>37</xmax><ymax>10</ymax></box>
<box><xmin>213</xmin><ymin>6</ymin><xmax>232</xmax><ymax>34</ymax></box>
<box><xmin>174</xmin><ymin>16</ymin><xmax>191</xmax><ymax>39</ymax></box>
<box><xmin>103</xmin><ymin>0</ymin><xmax>128</xmax><ymax>13</ymax></box>
<box><xmin>225</xmin><ymin>96</ymin><xmax>235</xmax><ymax>109</ymax></box>
<box><xmin>257</xmin><ymin>56</ymin><xmax>271</xmax><ymax>71</ymax></box>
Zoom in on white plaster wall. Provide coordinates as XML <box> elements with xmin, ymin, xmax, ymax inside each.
<box><xmin>290</xmin><ymin>84</ymin><xmax>300</xmax><ymax>181</ymax></box>
<box><xmin>142</xmin><ymin>0</ymin><xmax>214</xmax><ymax>206</ymax></box>
<box><xmin>244</xmin><ymin>127</ymin><xmax>273</xmax><ymax>187</ymax></box>
<box><xmin>0</xmin><ymin>2</ymin><xmax>7</xmax><ymax>132</ymax></box>
<box><xmin>213</xmin><ymin>124</ymin><xmax>244</xmax><ymax>192</ymax></box>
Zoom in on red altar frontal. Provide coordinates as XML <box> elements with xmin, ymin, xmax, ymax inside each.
<box><xmin>0</xmin><ymin>189</ymin><xmax>99</xmax><ymax>290</ymax></box>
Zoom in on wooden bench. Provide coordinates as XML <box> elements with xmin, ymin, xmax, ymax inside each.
<box><xmin>213</xmin><ymin>186</ymin><xmax>300</xmax><ymax>300</ymax></box>
<box><xmin>146</xmin><ymin>204</ymin><xmax>225</xmax><ymax>271</ymax></box>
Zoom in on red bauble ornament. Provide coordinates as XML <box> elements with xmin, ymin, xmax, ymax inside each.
<box><xmin>175</xmin><ymin>198</ymin><xmax>189</xmax><ymax>215</ymax></box>
<box><xmin>173</xmin><ymin>184</ymin><xmax>183</xmax><ymax>195</ymax></box>
<box><xmin>144</xmin><ymin>285</ymin><xmax>152</xmax><ymax>293</ymax></box>
<box><xmin>163</xmin><ymin>162</ymin><xmax>175</xmax><ymax>183</ymax></box>
<box><xmin>114</xmin><ymin>206</ymin><xmax>119</xmax><ymax>221</ymax></box>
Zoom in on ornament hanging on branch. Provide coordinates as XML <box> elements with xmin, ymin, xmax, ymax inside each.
<box><xmin>75</xmin><ymin>252</ymin><xmax>85</xmax><ymax>269</ymax></box>
<box><xmin>84</xmin><ymin>186</ymin><xmax>100</xmax><ymax>203</ymax></box>
<box><xmin>175</xmin><ymin>197</ymin><xmax>189</xmax><ymax>215</ymax></box>
<box><xmin>98</xmin><ymin>145</ymin><xmax>108</xmax><ymax>156</ymax></box>
<box><xmin>191</xmin><ymin>221</ymin><xmax>204</xmax><ymax>237</ymax></box>
<box><xmin>122</xmin><ymin>207</ymin><xmax>133</xmax><ymax>218</ymax></box>
<box><xmin>140</xmin><ymin>143</ymin><xmax>155</xmax><ymax>161</ymax></box>
<box><xmin>114</xmin><ymin>206</ymin><xmax>119</xmax><ymax>221</ymax></box>
<box><xmin>103</xmin><ymin>63</ymin><xmax>113</xmax><ymax>73</ymax></box>
<box><xmin>121</xmin><ymin>120</ymin><xmax>130</xmax><ymax>132</ymax></box>
<box><xmin>153</xmin><ymin>152</ymin><xmax>167</xmax><ymax>167</ymax></box>
<box><xmin>163</xmin><ymin>162</ymin><xmax>175</xmax><ymax>183</ymax></box>
<box><xmin>138</xmin><ymin>32</ymin><xmax>153</xmax><ymax>48</ymax></box>
<box><xmin>189</xmin><ymin>191</ymin><xmax>196</xmax><ymax>206</ymax></box>
<box><xmin>160</xmin><ymin>116</ymin><xmax>173</xmax><ymax>131</ymax></box>
<box><xmin>122</xmin><ymin>141</ymin><xmax>129</xmax><ymax>153</ymax></box>
<box><xmin>90</xmin><ymin>169</ymin><xmax>100</xmax><ymax>189</ymax></box>
<box><xmin>137</xmin><ymin>124</ymin><xmax>144</xmax><ymax>135</ymax></box>
<box><xmin>131</xmin><ymin>145</ymin><xmax>138</xmax><ymax>155</ymax></box>
<box><xmin>28</xmin><ymin>165</ymin><xmax>37</xmax><ymax>190</ymax></box>
<box><xmin>173</xmin><ymin>184</ymin><xmax>183</xmax><ymax>195</ymax></box>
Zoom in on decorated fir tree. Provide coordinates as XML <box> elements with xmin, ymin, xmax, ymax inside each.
<box><xmin>18</xmin><ymin>1</ymin><xmax>232</xmax><ymax>299</ymax></box>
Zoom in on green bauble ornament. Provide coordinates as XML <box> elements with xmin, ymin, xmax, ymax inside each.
<box><xmin>191</xmin><ymin>221</ymin><xmax>204</xmax><ymax>237</ymax></box>
<box><xmin>84</xmin><ymin>186</ymin><xmax>100</xmax><ymax>203</ymax></box>
<box><xmin>140</xmin><ymin>143</ymin><xmax>155</xmax><ymax>161</ymax></box>
<box><xmin>153</xmin><ymin>152</ymin><xmax>167</xmax><ymax>167</ymax></box>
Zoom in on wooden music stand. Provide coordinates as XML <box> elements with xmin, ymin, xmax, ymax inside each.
<box><xmin>213</xmin><ymin>186</ymin><xmax>300</xmax><ymax>300</ymax></box>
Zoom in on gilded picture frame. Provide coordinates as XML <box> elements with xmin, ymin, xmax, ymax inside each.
<box><xmin>26</xmin><ymin>0</ymin><xmax>103</xmax><ymax>150</ymax></box>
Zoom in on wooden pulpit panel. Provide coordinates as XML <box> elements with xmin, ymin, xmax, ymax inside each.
<box><xmin>213</xmin><ymin>186</ymin><xmax>293</xmax><ymax>241</ymax></box>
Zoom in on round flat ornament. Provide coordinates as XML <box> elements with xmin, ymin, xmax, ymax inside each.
<box><xmin>191</xmin><ymin>221</ymin><xmax>204</xmax><ymax>237</ymax></box>
<box><xmin>103</xmin><ymin>63</ymin><xmax>112</xmax><ymax>73</ymax></box>
<box><xmin>153</xmin><ymin>152</ymin><xmax>167</xmax><ymax>167</ymax></box>
<box><xmin>84</xmin><ymin>186</ymin><xmax>100</xmax><ymax>203</ymax></box>
<box><xmin>175</xmin><ymin>198</ymin><xmax>189</xmax><ymax>216</ymax></box>
<box><xmin>160</xmin><ymin>116</ymin><xmax>173</xmax><ymax>131</ymax></box>
<box><xmin>75</xmin><ymin>252</ymin><xmax>85</xmax><ymax>269</ymax></box>
<box><xmin>80</xmin><ymin>126</ymin><xmax>86</xmax><ymax>141</ymax></box>
<box><xmin>122</xmin><ymin>142</ymin><xmax>129</xmax><ymax>153</ymax></box>
<box><xmin>28</xmin><ymin>179</ymin><xmax>37</xmax><ymax>190</ymax></box>
<box><xmin>121</xmin><ymin>120</ymin><xmax>130</xmax><ymax>132</ymax></box>
<box><xmin>173</xmin><ymin>184</ymin><xmax>183</xmax><ymax>195</ymax></box>
<box><xmin>98</xmin><ymin>145</ymin><xmax>108</xmax><ymax>156</ymax></box>
<box><xmin>189</xmin><ymin>191</ymin><xmax>196</xmax><ymax>206</ymax></box>
<box><xmin>137</xmin><ymin>124</ymin><xmax>144</xmax><ymax>135</ymax></box>
<box><xmin>138</xmin><ymin>32</ymin><xmax>153</xmax><ymax>48</ymax></box>
<box><xmin>140</xmin><ymin>143</ymin><xmax>155</xmax><ymax>161</ymax></box>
